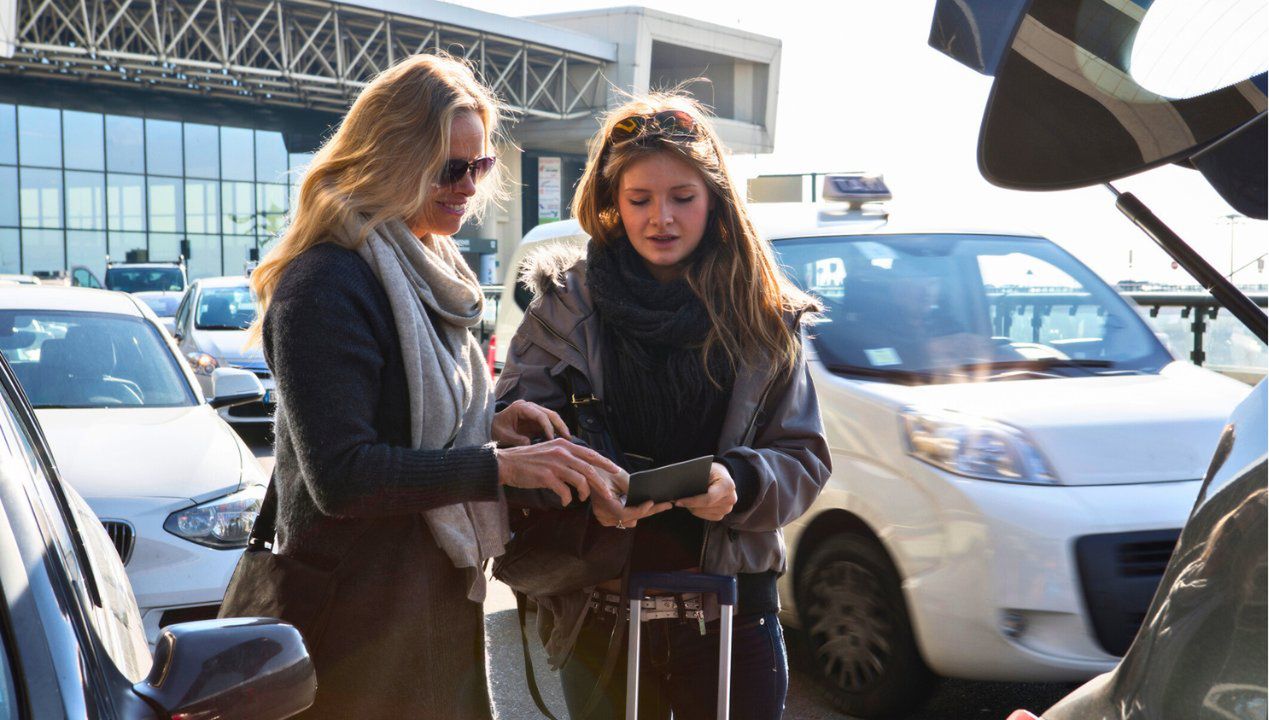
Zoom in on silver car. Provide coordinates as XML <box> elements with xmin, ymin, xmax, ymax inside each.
<box><xmin>173</xmin><ymin>277</ymin><xmax>276</xmax><ymax>425</ymax></box>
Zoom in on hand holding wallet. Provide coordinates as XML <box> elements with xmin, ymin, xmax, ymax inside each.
<box><xmin>625</xmin><ymin>455</ymin><xmax>714</xmax><ymax>505</ymax></box>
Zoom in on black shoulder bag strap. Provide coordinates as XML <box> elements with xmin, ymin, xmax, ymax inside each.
<box><xmin>247</xmin><ymin>471</ymin><xmax>278</xmax><ymax>551</ymax></box>
<box><xmin>515</xmin><ymin>366</ymin><xmax>632</xmax><ymax>720</ymax></box>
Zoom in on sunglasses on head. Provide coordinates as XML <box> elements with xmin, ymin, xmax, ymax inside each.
<box><xmin>609</xmin><ymin>110</ymin><xmax>699</xmax><ymax>143</ymax></box>
<box><xmin>439</xmin><ymin>156</ymin><xmax>496</xmax><ymax>186</ymax></box>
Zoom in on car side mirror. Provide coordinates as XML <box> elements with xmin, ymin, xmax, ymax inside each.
<box><xmin>132</xmin><ymin>618</ymin><xmax>315</xmax><ymax>720</ymax></box>
<box><xmin>209</xmin><ymin>367</ymin><xmax>264</xmax><ymax>409</ymax></box>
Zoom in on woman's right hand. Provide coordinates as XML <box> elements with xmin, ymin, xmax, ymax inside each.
<box><xmin>495</xmin><ymin>439</ymin><xmax>624</xmax><ymax>507</ymax></box>
<box><xmin>590</xmin><ymin>493</ymin><xmax>672</xmax><ymax>530</ymax></box>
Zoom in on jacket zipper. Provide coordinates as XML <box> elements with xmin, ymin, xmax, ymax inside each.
<box><xmin>699</xmin><ymin>368</ymin><xmax>783</xmax><ymax>570</ymax></box>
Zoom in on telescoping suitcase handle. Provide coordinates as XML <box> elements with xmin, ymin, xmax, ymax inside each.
<box><xmin>626</xmin><ymin>572</ymin><xmax>737</xmax><ymax>720</ymax></box>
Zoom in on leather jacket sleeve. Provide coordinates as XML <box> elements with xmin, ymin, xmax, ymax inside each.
<box><xmin>717</xmin><ymin>347</ymin><xmax>832</xmax><ymax>533</ymax></box>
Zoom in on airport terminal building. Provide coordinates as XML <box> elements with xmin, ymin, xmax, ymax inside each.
<box><xmin>0</xmin><ymin>0</ymin><xmax>780</xmax><ymax>283</ymax></box>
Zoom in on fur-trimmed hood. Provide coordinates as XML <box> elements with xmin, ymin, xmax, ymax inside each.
<box><xmin>517</xmin><ymin>239</ymin><xmax>587</xmax><ymax>302</ymax></box>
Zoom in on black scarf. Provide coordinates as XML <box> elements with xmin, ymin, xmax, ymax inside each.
<box><xmin>585</xmin><ymin>237</ymin><xmax>733</xmax><ymax>465</ymax></box>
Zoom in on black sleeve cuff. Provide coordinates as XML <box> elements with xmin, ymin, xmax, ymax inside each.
<box><xmin>717</xmin><ymin>455</ymin><xmax>760</xmax><ymax>515</ymax></box>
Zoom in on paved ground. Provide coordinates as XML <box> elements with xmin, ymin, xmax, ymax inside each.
<box><xmin>239</xmin><ymin>426</ymin><xmax>1072</xmax><ymax>719</ymax></box>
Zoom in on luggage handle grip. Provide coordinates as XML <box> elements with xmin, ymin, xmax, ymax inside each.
<box><xmin>627</xmin><ymin>572</ymin><xmax>737</xmax><ymax>605</ymax></box>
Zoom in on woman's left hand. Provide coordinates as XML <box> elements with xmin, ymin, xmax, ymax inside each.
<box><xmin>492</xmin><ymin>399</ymin><xmax>570</xmax><ymax>446</ymax></box>
<box><xmin>674</xmin><ymin>462</ymin><xmax>738</xmax><ymax>521</ymax></box>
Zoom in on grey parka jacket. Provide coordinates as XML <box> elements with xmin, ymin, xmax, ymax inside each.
<box><xmin>494</xmin><ymin>244</ymin><xmax>832</xmax><ymax>667</ymax></box>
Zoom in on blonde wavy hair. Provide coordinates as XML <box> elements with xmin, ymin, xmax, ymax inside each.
<box><xmin>248</xmin><ymin>53</ymin><xmax>507</xmax><ymax>344</ymax></box>
<box><xmin>573</xmin><ymin>92</ymin><xmax>818</xmax><ymax>381</ymax></box>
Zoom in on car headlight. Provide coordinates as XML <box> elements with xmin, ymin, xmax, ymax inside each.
<box><xmin>187</xmin><ymin>352</ymin><xmax>219</xmax><ymax>375</ymax></box>
<box><xmin>901</xmin><ymin>408</ymin><xmax>1060</xmax><ymax>484</ymax></box>
<box><xmin>163</xmin><ymin>485</ymin><xmax>265</xmax><ymax>548</ymax></box>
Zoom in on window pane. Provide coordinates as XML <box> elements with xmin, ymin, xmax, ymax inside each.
<box><xmin>256</xmin><ymin>130</ymin><xmax>288</xmax><ymax>184</ymax></box>
<box><xmin>256</xmin><ymin>183</ymin><xmax>288</xmax><ymax>240</ymax></box>
<box><xmin>63</xmin><ymin>111</ymin><xmax>104</xmax><ymax>171</ymax></box>
<box><xmin>222</xmin><ymin>181</ymin><xmax>255</xmax><ymax>235</ymax></box>
<box><xmin>0</xmin><ymin>167</ymin><xmax>16</xmax><ymax>226</ymax></box>
<box><xmin>148</xmin><ymin>177</ymin><xmax>183</xmax><ymax>232</ymax></box>
<box><xmin>65</xmin><ymin>171</ymin><xmax>105</xmax><ymax>230</ymax></box>
<box><xmin>108</xmin><ymin>231</ymin><xmax>146</xmax><ymax>263</ymax></box>
<box><xmin>67</xmin><ymin>230</ymin><xmax>107</xmax><ymax>280</ymax></box>
<box><xmin>186</xmin><ymin>234</ymin><xmax>220</xmax><ymax>279</ymax></box>
<box><xmin>184</xmin><ymin>123</ymin><xmax>219</xmax><ymax>178</ymax></box>
<box><xmin>21</xmin><ymin>228</ymin><xmax>63</xmax><ymax>275</ymax></box>
<box><xmin>220</xmin><ymin>126</ymin><xmax>254</xmax><ymax>181</ymax></box>
<box><xmin>106</xmin><ymin>115</ymin><xmax>145</xmax><ymax>174</ymax></box>
<box><xmin>145</xmin><ymin>119</ymin><xmax>182</xmax><ymax>176</ymax></box>
<box><xmin>19</xmin><ymin>168</ymin><xmax>62</xmax><ymax>228</ymax></box>
<box><xmin>149</xmin><ymin>233</ymin><xmax>182</xmax><ymax>264</ymax></box>
<box><xmin>185</xmin><ymin>179</ymin><xmax>219</xmax><ymax>233</ymax></box>
<box><xmin>0</xmin><ymin>104</ymin><xmax>15</xmax><ymax>165</ymax></box>
<box><xmin>18</xmin><ymin>106</ymin><xmax>60</xmax><ymax>167</ymax></box>
<box><xmin>106</xmin><ymin>174</ymin><xmax>146</xmax><ymax>231</ymax></box>
<box><xmin>0</xmin><ymin>229</ymin><xmax>18</xmax><ymax>273</ymax></box>
<box><xmin>222</xmin><ymin>235</ymin><xmax>255</xmax><ymax>277</ymax></box>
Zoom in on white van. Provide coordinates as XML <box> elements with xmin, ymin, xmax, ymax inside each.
<box><xmin>491</xmin><ymin>182</ymin><xmax>1251</xmax><ymax>717</ymax></box>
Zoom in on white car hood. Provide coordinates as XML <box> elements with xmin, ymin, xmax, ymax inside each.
<box><xmin>35</xmin><ymin>406</ymin><xmax>245</xmax><ymax>501</ymax></box>
<box><xmin>857</xmin><ymin>362</ymin><xmax>1252</xmax><ymax>485</ymax></box>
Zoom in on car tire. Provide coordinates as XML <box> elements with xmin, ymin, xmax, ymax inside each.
<box><xmin>795</xmin><ymin>532</ymin><xmax>936</xmax><ymax>718</ymax></box>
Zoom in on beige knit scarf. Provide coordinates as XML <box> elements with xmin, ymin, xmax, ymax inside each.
<box><xmin>350</xmin><ymin>216</ymin><xmax>508</xmax><ymax>603</ymax></box>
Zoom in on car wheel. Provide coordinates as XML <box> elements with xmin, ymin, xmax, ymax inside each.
<box><xmin>796</xmin><ymin>532</ymin><xmax>936</xmax><ymax>718</ymax></box>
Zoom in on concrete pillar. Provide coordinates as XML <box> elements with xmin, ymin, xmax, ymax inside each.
<box><xmin>734</xmin><ymin>61</ymin><xmax>755</xmax><ymax>124</ymax></box>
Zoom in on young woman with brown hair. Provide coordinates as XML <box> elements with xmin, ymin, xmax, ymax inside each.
<box><xmin>496</xmin><ymin>92</ymin><xmax>832</xmax><ymax>719</ymax></box>
<box><xmin>237</xmin><ymin>54</ymin><xmax>621</xmax><ymax>719</ymax></box>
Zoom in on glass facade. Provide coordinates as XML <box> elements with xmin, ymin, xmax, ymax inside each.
<box><xmin>0</xmin><ymin>102</ymin><xmax>312</xmax><ymax>280</ymax></box>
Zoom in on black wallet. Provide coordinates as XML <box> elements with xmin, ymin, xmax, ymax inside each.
<box><xmin>625</xmin><ymin>455</ymin><xmax>714</xmax><ymax>505</ymax></box>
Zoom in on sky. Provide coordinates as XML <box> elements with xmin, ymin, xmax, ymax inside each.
<box><xmin>452</xmin><ymin>0</ymin><xmax>1267</xmax><ymax>287</ymax></box>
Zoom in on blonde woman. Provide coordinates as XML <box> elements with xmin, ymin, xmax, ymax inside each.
<box><xmin>236</xmin><ymin>54</ymin><xmax>621</xmax><ymax>719</ymax></box>
<box><xmin>496</xmin><ymin>93</ymin><xmax>832</xmax><ymax>719</ymax></box>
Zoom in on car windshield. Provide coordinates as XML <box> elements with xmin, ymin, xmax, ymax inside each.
<box><xmin>0</xmin><ymin>311</ymin><xmax>196</xmax><ymax>408</ymax></box>
<box><xmin>105</xmin><ymin>267</ymin><xmax>184</xmax><ymax>293</ymax></box>
<box><xmin>195</xmin><ymin>287</ymin><xmax>257</xmax><ymax>330</ymax></box>
<box><xmin>774</xmin><ymin>233</ymin><xmax>1172</xmax><ymax>383</ymax></box>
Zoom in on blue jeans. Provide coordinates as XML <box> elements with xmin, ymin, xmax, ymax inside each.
<box><xmin>559</xmin><ymin>611</ymin><xmax>789</xmax><ymax>720</ymax></box>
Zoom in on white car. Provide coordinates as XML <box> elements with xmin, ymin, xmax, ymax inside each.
<box><xmin>494</xmin><ymin>193</ymin><xmax>1251</xmax><ymax>717</ymax></box>
<box><xmin>173</xmin><ymin>276</ymin><xmax>276</xmax><ymax>425</ymax></box>
<box><xmin>0</xmin><ymin>285</ymin><xmax>268</xmax><ymax>643</ymax></box>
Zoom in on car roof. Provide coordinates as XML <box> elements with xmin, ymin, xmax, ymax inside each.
<box><xmin>515</xmin><ymin>207</ymin><xmax>1045</xmax><ymax>248</ymax></box>
<box><xmin>0</xmin><ymin>286</ymin><xmax>144</xmax><ymax>316</ymax></box>
<box><xmin>194</xmin><ymin>275</ymin><xmax>251</xmax><ymax>288</ymax></box>
<box><xmin>747</xmin><ymin>203</ymin><xmax>1046</xmax><ymax>241</ymax></box>
<box><xmin>107</xmin><ymin>263</ymin><xmax>183</xmax><ymax>270</ymax></box>
<box><xmin>521</xmin><ymin>218</ymin><xmax>587</xmax><ymax>244</ymax></box>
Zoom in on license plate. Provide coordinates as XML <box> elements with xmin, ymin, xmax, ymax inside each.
<box><xmin>264</xmin><ymin>389</ymin><xmax>275</xmax><ymax>405</ymax></box>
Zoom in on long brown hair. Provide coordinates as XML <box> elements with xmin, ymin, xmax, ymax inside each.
<box><xmin>248</xmin><ymin>53</ymin><xmax>506</xmax><ymax>344</ymax></box>
<box><xmin>572</xmin><ymin>92</ymin><xmax>817</xmax><ymax>381</ymax></box>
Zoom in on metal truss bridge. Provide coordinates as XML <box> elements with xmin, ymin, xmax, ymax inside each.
<box><xmin>2</xmin><ymin>0</ymin><xmax>611</xmax><ymax>117</ymax></box>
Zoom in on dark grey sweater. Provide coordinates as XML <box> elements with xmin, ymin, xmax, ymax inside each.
<box><xmin>264</xmin><ymin>242</ymin><xmax>500</xmax><ymax>567</ymax></box>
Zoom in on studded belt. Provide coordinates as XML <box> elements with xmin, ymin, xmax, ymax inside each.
<box><xmin>587</xmin><ymin>590</ymin><xmax>705</xmax><ymax>622</ymax></box>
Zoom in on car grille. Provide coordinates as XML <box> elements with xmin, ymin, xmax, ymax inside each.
<box><xmin>101</xmin><ymin>520</ymin><xmax>135</xmax><ymax>565</ymax></box>
<box><xmin>1075</xmin><ymin>529</ymin><xmax>1181</xmax><ymax>656</ymax></box>
<box><xmin>1116</xmin><ymin>538</ymin><xmax>1176</xmax><ymax>577</ymax></box>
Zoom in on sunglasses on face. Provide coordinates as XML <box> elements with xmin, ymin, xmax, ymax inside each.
<box><xmin>439</xmin><ymin>156</ymin><xmax>496</xmax><ymax>186</ymax></box>
<box><xmin>608</xmin><ymin>110</ymin><xmax>699</xmax><ymax>143</ymax></box>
